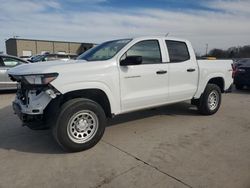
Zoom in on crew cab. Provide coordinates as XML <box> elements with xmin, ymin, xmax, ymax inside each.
<box><xmin>8</xmin><ymin>36</ymin><xmax>233</xmax><ymax>152</ymax></box>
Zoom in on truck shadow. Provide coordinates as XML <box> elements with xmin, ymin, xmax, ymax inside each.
<box><xmin>232</xmin><ymin>88</ymin><xmax>250</xmax><ymax>95</ymax></box>
<box><xmin>0</xmin><ymin>90</ymin><xmax>16</xmax><ymax>94</ymax></box>
<box><xmin>229</xmin><ymin>85</ymin><xmax>250</xmax><ymax>95</ymax></box>
<box><xmin>108</xmin><ymin>101</ymin><xmax>199</xmax><ymax>127</ymax></box>
<box><xmin>0</xmin><ymin>102</ymin><xmax>198</xmax><ymax>154</ymax></box>
<box><xmin>0</xmin><ymin>105</ymin><xmax>64</xmax><ymax>154</ymax></box>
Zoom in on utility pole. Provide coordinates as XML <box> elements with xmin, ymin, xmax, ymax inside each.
<box><xmin>205</xmin><ymin>43</ymin><xmax>208</xmax><ymax>56</ymax></box>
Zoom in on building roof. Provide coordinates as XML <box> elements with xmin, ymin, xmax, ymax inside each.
<box><xmin>6</xmin><ymin>38</ymin><xmax>94</xmax><ymax>45</ymax></box>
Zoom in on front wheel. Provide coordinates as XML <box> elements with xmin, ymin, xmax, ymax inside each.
<box><xmin>52</xmin><ymin>98</ymin><xmax>106</xmax><ymax>152</ymax></box>
<box><xmin>197</xmin><ymin>84</ymin><xmax>222</xmax><ymax>115</ymax></box>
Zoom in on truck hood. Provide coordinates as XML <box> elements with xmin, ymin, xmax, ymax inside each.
<box><xmin>8</xmin><ymin>58</ymin><xmax>116</xmax><ymax>96</ymax></box>
<box><xmin>8</xmin><ymin>60</ymin><xmax>88</xmax><ymax>76</ymax></box>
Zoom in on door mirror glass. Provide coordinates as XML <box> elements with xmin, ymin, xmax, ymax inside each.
<box><xmin>120</xmin><ymin>56</ymin><xmax>142</xmax><ymax>66</ymax></box>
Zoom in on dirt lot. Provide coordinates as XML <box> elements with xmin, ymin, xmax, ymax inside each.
<box><xmin>0</xmin><ymin>89</ymin><xmax>250</xmax><ymax>188</ymax></box>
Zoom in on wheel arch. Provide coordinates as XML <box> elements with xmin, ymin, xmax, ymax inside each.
<box><xmin>61</xmin><ymin>89</ymin><xmax>113</xmax><ymax>118</ymax></box>
<box><xmin>207</xmin><ymin>77</ymin><xmax>225</xmax><ymax>93</ymax></box>
<box><xmin>51</xmin><ymin>80</ymin><xmax>121</xmax><ymax>116</ymax></box>
<box><xmin>194</xmin><ymin>74</ymin><xmax>225</xmax><ymax>99</ymax></box>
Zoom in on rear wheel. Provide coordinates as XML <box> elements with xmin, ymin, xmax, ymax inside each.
<box><xmin>197</xmin><ymin>84</ymin><xmax>221</xmax><ymax>115</ymax></box>
<box><xmin>52</xmin><ymin>98</ymin><xmax>106</xmax><ymax>152</ymax></box>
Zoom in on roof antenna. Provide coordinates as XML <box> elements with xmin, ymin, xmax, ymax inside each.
<box><xmin>165</xmin><ymin>33</ymin><xmax>169</xmax><ymax>37</ymax></box>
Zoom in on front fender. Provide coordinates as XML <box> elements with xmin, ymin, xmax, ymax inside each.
<box><xmin>51</xmin><ymin>81</ymin><xmax>120</xmax><ymax>114</ymax></box>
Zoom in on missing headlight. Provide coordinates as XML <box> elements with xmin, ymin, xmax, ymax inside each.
<box><xmin>23</xmin><ymin>73</ymin><xmax>58</xmax><ymax>86</ymax></box>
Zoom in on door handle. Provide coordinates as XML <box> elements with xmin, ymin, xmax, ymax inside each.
<box><xmin>156</xmin><ymin>70</ymin><xmax>167</xmax><ymax>75</ymax></box>
<box><xmin>124</xmin><ymin>75</ymin><xmax>141</xmax><ymax>79</ymax></box>
<box><xmin>187</xmin><ymin>68</ymin><xmax>196</xmax><ymax>72</ymax></box>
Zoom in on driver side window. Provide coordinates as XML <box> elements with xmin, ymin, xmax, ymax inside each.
<box><xmin>122</xmin><ymin>40</ymin><xmax>162</xmax><ymax>65</ymax></box>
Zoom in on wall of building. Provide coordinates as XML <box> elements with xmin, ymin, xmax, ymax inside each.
<box><xmin>36</xmin><ymin>41</ymin><xmax>54</xmax><ymax>54</ymax></box>
<box><xmin>6</xmin><ymin>39</ymin><xmax>17</xmax><ymax>56</ymax></box>
<box><xmin>16</xmin><ymin>40</ymin><xmax>36</xmax><ymax>56</ymax></box>
<box><xmin>69</xmin><ymin>43</ymin><xmax>82</xmax><ymax>54</ymax></box>
<box><xmin>5</xmin><ymin>38</ymin><xmax>94</xmax><ymax>57</ymax></box>
<box><xmin>54</xmin><ymin>42</ymin><xmax>69</xmax><ymax>54</ymax></box>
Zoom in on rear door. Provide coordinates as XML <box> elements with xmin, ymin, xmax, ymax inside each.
<box><xmin>119</xmin><ymin>40</ymin><xmax>169</xmax><ymax>112</ymax></box>
<box><xmin>165</xmin><ymin>40</ymin><xmax>199</xmax><ymax>102</ymax></box>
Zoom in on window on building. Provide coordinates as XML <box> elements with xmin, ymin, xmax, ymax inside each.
<box><xmin>22</xmin><ymin>50</ymin><xmax>32</xmax><ymax>57</ymax></box>
<box><xmin>57</xmin><ymin>51</ymin><xmax>66</xmax><ymax>55</ymax></box>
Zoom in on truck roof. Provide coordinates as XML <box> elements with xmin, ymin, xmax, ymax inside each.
<box><xmin>132</xmin><ymin>36</ymin><xmax>189</xmax><ymax>43</ymax></box>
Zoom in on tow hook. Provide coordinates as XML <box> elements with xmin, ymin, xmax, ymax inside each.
<box><xmin>46</xmin><ymin>89</ymin><xmax>57</xmax><ymax>99</ymax></box>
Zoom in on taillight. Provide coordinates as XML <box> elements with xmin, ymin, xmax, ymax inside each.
<box><xmin>232</xmin><ymin>65</ymin><xmax>246</xmax><ymax>78</ymax></box>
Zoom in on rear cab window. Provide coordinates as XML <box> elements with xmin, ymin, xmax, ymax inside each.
<box><xmin>166</xmin><ymin>40</ymin><xmax>190</xmax><ymax>63</ymax></box>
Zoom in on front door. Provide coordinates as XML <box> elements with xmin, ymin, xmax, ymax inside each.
<box><xmin>119</xmin><ymin>40</ymin><xmax>169</xmax><ymax>112</ymax></box>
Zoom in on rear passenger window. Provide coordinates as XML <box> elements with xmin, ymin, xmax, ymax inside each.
<box><xmin>166</xmin><ymin>41</ymin><xmax>190</xmax><ymax>63</ymax></box>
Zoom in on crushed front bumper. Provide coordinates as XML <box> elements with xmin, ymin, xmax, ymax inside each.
<box><xmin>12</xmin><ymin>86</ymin><xmax>60</xmax><ymax>125</ymax></box>
<box><xmin>12</xmin><ymin>101</ymin><xmax>43</xmax><ymax>123</ymax></box>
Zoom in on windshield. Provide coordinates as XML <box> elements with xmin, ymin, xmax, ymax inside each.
<box><xmin>238</xmin><ymin>59</ymin><xmax>250</xmax><ymax>64</ymax></box>
<box><xmin>30</xmin><ymin>55</ymin><xmax>45</xmax><ymax>62</ymax></box>
<box><xmin>77</xmin><ymin>39</ymin><xmax>131</xmax><ymax>61</ymax></box>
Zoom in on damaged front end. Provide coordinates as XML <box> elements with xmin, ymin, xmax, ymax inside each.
<box><xmin>10</xmin><ymin>73</ymin><xmax>61</xmax><ymax>128</ymax></box>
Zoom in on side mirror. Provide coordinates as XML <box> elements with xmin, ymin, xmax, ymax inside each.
<box><xmin>120</xmin><ymin>56</ymin><xmax>142</xmax><ymax>66</ymax></box>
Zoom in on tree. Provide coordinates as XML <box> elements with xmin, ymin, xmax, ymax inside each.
<box><xmin>208</xmin><ymin>45</ymin><xmax>250</xmax><ymax>59</ymax></box>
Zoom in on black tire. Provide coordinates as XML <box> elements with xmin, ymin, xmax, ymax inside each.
<box><xmin>52</xmin><ymin>98</ymin><xmax>106</xmax><ymax>152</ymax></box>
<box><xmin>235</xmin><ymin>84</ymin><xmax>244</xmax><ymax>90</ymax></box>
<box><xmin>197</xmin><ymin>84</ymin><xmax>222</xmax><ymax>115</ymax></box>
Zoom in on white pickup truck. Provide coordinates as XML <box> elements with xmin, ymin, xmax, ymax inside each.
<box><xmin>8</xmin><ymin>36</ymin><xmax>233</xmax><ymax>152</ymax></box>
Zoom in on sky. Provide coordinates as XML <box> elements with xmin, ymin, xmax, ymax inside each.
<box><xmin>0</xmin><ymin>0</ymin><xmax>250</xmax><ymax>55</ymax></box>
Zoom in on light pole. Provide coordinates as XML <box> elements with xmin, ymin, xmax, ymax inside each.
<box><xmin>206</xmin><ymin>43</ymin><xmax>208</xmax><ymax>56</ymax></box>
